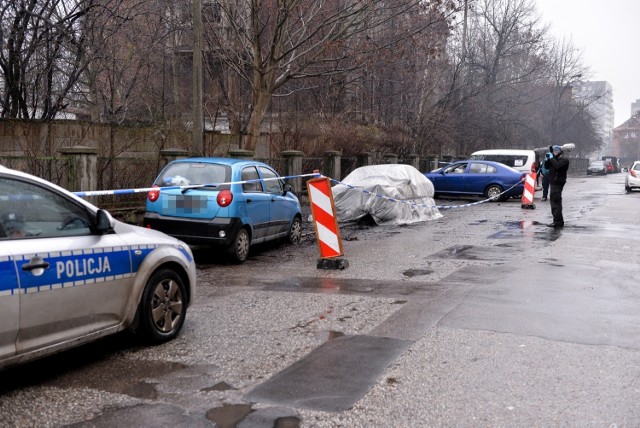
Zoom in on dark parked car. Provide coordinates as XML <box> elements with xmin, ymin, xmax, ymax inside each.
<box><xmin>587</xmin><ymin>160</ymin><xmax>607</xmax><ymax>176</ymax></box>
<box><xmin>143</xmin><ymin>158</ymin><xmax>302</xmax><ymax>263</ymax></box>
<box><xmin>424</xmin><ymin>160</ymin><xmax>526</xmax><ymax>202</ymax></box>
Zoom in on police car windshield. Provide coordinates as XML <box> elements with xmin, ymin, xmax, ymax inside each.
<box><xmin>155</xmin><ymin>163</ymin><xmax>231</xmax><ymax>190</ymax></box>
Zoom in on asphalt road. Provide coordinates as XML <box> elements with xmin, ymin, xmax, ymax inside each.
<box><xmin>1</xmin><ymin>171</ymin><xmax>639</xmax><ymax>427</ymax></box>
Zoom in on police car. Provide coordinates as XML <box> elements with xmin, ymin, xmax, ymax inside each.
<box><xmin>0</xmin><ymin>165</ymin><xmax>196</xmax><ymax>370</ymax></box>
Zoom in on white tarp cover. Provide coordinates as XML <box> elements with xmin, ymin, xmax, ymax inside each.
<box><xmin>331</xmin><ymin>164</ymin><xmax>442</xmax><ymax>225</ymax></box>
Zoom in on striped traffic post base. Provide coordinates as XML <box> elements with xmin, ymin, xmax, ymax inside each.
<box><xmin>306</xmin><ymin>176</ymin><xmax>349</xmax><ymax>270</ymax></box>
<box><xmin>521</xmin><ymin>171</ymin><xmax>537</xmax><ymax>209</ymax></box>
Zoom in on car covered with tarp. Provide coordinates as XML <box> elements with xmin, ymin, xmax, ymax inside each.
<box><xmin>331</xmin><ymin>164</ymin><xmax>442</xmax><ymax>225</ymax></box>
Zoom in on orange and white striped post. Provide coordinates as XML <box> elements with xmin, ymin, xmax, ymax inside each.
<box><xmin>521</xmin><ymin>171</ymin><xmax>537</xmax><ymax>209</ymax></box>
<box><xmin>306</xmin><ymin>175</ymin><xmax>349</xmax><ymax>269</ymax></box>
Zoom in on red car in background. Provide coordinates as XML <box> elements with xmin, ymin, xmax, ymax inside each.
<box><xmin>604</xmin><ymin>160</ymin><xmax>614</xmax><ymax>174</ymax></box>
<box><xmin>602</xmin><ymin>156</ymin><xmax>620</xmax><ymax>173</ymax></box>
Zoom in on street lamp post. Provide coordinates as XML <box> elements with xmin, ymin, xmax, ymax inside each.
<box><xmin>192</xmin><ymin>0</ymin><xmax>204</xmax><ymax>156</ymax></box>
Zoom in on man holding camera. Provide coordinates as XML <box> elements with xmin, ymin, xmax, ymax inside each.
<box><xmin>545</xmin><ymin>145</ymin><xmax>570</xmax><ymax>228</ymax></box>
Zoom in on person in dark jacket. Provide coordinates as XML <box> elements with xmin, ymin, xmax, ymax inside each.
<box><xmin>545</xmin><ymin>145</ymin><xmax>570</xmax><ymax>227</ymax></box>
<box><xmin>537</xmin><ymin>158</ymin><xmax>550</xmax><ymax>201</ymax></box>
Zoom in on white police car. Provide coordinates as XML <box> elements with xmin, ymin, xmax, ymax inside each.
<box><xmin>0</xmin><ymin>165</ymin><xmax>196</xmax><ymax>370</ymax></box>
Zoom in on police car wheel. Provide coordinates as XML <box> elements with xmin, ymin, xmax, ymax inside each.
<box><xmin>287</xmin><ymin>216</ymin><xmax>301</xmax><ymax>245</ymax></box>
<box><xmin>227</xmin><ymin>228</ymin><xmax>250</xmax><ymax>263</ymax></box>
<box><xmin>138</xmin><ymin>268</ymin><xmax>187</xmax><ymax>344</ymax></box>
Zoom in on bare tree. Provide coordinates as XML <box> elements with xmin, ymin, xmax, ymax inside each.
<box><xmin>266</xmin><ymin>0</ymin><xmax>455</xmax><ymax>157</ymax></box>
<box><xmin>0</xmin><ymin>0</ymin><xmax>114</xmax><ymax>121</ymax></box>
<box><xmin>451</xmin><ymin>0</ymin><xmax>551</xmax><ymax>152</ymax></box>
<box><xmin>82</xmin><ymin>1</ymin><xmax>187</xmax><ymax>125</ymax></box>
<box><xmin>79</xmin><ymin>0</ymin><xmax>191</xmax><ymax>186</ymax></box>
<box><xmin>542</xmin><ymin>37</ymin><xmax>592</xmax><ymax>145</ymax></box>
<box><xmin>201</xmin><ymin>0</ymin><xmax>461</xmax><ymax>152</ymax></box>
<box><xmin>1</xmin><ymin>0</ymin><xmax>602</xmax><ymax>164</ymax></box>
<box><xmin>441</xmin><ymin>0</ymin><xmax>600</xmax><ymax>156</ymax></box>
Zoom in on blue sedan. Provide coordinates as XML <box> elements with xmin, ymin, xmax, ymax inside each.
<box><xmin>143</xmin><ymin>158</ymin><xmax>302</xmax><ymax>263</ymax></box>
<box><xmin>424</xmin><ymin>160</ymin><xmax>526</xmax><ymax>201</ymax></box>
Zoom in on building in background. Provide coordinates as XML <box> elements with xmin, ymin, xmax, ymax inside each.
<box><xmin>631</xmin><ymin>99</ymin><xmax>640</xmax><ymax>117</ymax></box>
<box><xmin>574</xmin><ymin>81</ymin><xmax>614</xmax><ymax>156</ymax></box>
<box><xmin>612</xmin><ymin>113</ymin><xmax>640</xmax><ymax>166</ymax></box>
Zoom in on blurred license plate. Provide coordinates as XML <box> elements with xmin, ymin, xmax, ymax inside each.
<box><xmin>163</xmin><ymin>195</ymin><xmax>208</xmax><ymax>214</ymax></box>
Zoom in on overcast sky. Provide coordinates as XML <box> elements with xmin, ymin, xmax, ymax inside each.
<box><xmin>534</xmin><ymin>0</ymin><xmax>640</xmax><ymax>126</ymax></box>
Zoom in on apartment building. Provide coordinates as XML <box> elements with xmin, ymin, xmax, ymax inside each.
<box><xmin>573</xmin><ymin>81</ymin><xmax>615</xmax><ymax>153</ymax></box>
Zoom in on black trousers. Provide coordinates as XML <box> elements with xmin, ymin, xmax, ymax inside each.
<box><xmin>549</xmin><ymin>183</ymin><xmax>565</xmax><ymax>224</ymax></box>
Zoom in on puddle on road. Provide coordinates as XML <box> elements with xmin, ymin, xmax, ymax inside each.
<box><xmin>260</xmin><ymin>276</ymin><xmax>440</xmax><ymax>296</ymax></box>
<box><xmin>537</xmin><ymin>257</ymin><xmax>565</xmax><ymax>267</ymax></box>
<box><xmin>38</xmin><ymin>357</ymin><xmax>189</xmax><ymax>399</ymax></box>
<box><xmin>206</xmin><ymin>403</ymin><xmax>253</xmax><ymax>428</ymax></box>
<box><xmin>201</xmin><ymin>381</ymin><xmax>236</xmax><ymax>392</ymax></box>
<box><xmin>0</xmin><ymin>335</ymin><xmax>192</xmax><ymax>398</ymax></box>
<box><xmin>468</xmin><ymin>219</ymin><xmax>489</xmax><ymax>225</ymax></box>
<box><xmin>274</xmin><ymin>416</ymin><xmax>302</xmax><ymax>427</ymax></box>
<box><xmin>487</xmin><ymin>220</ymin><xmax>562</xmax><ymax>241</ymax></box>
<box><xmin>205</xmin><ymin>404</ymin><xmax>301</xmax><ymax>428</ymax></box>
<box><xmin>123</xmin><ymin>381</ymin><xmax>159</xmax><ymax>399</ymax></box>
<box><xmin>403</xmin><ymin>268</ymin><xmax>434</xmax><ymax>277</ymax></box>
<box><xmin>429</xmin><ymin>245</ymin><xmax>480</xmax><ymax>260</ymax></box>
<box><xmin>458</xmin><ymin>219</ymin><xmax>608</xmax><ymax>243</ymax></box>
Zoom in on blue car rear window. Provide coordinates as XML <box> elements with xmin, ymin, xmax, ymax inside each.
<box><xmin>155</xmin><ymin>163</ymin><xmax>231</xmax><ymax>190</ymax></box>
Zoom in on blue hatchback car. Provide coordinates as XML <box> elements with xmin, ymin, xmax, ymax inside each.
<box><xmin>424</xmin><ymin>160</ymin><xmax>526</xmax><ymax>201</ymax></box>
<box><xmin>143</xmin><ymin>158</ymin><xmax>302</xmax><ymax>263</ymax></box>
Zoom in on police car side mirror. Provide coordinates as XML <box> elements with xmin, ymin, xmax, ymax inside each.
<box><xmin>96</xmin><ymin>209</ymin><xmax>115</xmax><ymax>234</ymax></box>
<box><xmin>283</xmin><ymin>183</ymin><xmax>292</xmax><ymax>195</ymax></box>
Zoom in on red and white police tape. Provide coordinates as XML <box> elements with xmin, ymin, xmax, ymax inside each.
<box><xmin>72</xmin><ymin>173</ymin><xmax>321</xmax><ymax>197</ymax></box>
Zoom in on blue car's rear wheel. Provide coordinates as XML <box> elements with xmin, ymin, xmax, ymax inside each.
<box><xmin>227</xmin><ymin>227</ymin><xmax>250</xmax><ymax>263</ymax></box>
<box><xmin>287</xmin><ymin>216</ymin><xmax>302</xmax><ymax>244</ymax></box>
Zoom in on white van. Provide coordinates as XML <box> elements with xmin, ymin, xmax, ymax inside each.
<box><xmin>468</xmin><ymin>149</ymin><xmax>537</xmax><ymax>174</ymax></box>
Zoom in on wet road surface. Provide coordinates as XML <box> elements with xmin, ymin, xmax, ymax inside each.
<box><xmin>1</xmin><ymin>172</ymin><xmax>640</xmax><ymax>426</ymax></box>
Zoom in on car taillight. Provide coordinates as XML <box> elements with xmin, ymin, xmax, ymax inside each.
<box><xmin>217</xmin><ymin>190</ymin><xmax>233</xmax><ymax>207</ymax></box>
<box><xmin>631</xmin><ymin>170</ymin><xmax>638</xmax><ymax>178</ymax></box>
<box><xmin>147</xmin><ymin>185</ymin><xmax>160</xmax><ymax>202</ymax></box>
<box><xmin>531</xmin><ymin>162</ymin><xmax>537</xmax><ymax>173</ymax></box>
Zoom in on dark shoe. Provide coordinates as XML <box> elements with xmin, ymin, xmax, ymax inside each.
<box><xmin>547</xmin><ymin>222</ymin><xmax>564</xmax><ymax>228</ymax></box>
